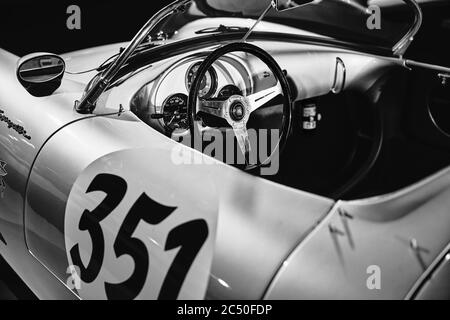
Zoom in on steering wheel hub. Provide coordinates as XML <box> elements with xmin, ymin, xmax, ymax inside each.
<box><xmin>230</xmin><ymin>101</ymin><xmax>246</xmax><ymax>122</ymax></box>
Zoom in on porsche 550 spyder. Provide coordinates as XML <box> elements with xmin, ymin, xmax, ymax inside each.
<box><xmin>0</xmin><ymin>0</ymin><xmax>449</xmax><ymax>300</ymax></box>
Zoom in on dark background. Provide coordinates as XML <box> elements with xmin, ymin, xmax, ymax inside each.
<box><xmin>0</xmin><ymin>0</ymin><xmax>172</xmax><ymax>56</ymax></box>
<box><xmin>0</xmin><ymin>0</ymin><xmax>449</xmax><ymax>66</ymax></box>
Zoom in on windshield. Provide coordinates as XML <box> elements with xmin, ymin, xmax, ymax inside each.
<box><xmin>77</xmin><ymin>0</ymin><xmax>419</xmax><ymax>113</ymax></box>
<box><xmin>151</xmin><ymin>0</ymin><xmax>416</xmax><ymax>50</ymax></box>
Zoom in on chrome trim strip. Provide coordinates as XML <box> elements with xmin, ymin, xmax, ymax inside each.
<box><xmin>393</xmin><ymin>0</ymin><xmax>423</xmax><ymax>57</ymax></box>
<box><xmin>405</xmin><ymin>59</ymin><xmax>450</xmax><ymax>73</ymax></box>
<box><xmin>404</xmin><ymin>243</ymin><xmax>450</xmax><ymax>300</ymax></box>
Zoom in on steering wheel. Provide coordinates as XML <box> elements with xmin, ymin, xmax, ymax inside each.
<box><xmin>187</xmin><ymin>42</ymin><xmax>293</xmax><ymax>171</ymax></box>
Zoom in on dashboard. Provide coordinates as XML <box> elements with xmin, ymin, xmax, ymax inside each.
<box><xmin>130</xmin><ymin>52</ymin><xmax>283</xmax><ymax>136</ymax></box>
<box><xmin>124</xmin><ymin>41</ymin><xmax>402</xmax><ymax>141</ymax></box>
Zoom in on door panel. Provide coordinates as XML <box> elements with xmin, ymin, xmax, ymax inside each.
<box><xmin>0</xmin><ymin>48</ymin><xmax>88</xmax><ymax>298</ymax></box>
<box><xmin>25</xmin><ymin>114</ymin><xmax>220</xmax><ymax>299</ymax></box>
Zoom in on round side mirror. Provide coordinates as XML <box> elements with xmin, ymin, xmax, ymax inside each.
<box><xmin>16</xmin><ymin>53</ymin><xmax>65</xmax><ymax>97</ymax></box>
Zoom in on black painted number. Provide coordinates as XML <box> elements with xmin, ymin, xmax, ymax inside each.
<box><xmin>69</xmin><ymin>173</ymin><xmax>209</xmax><ymax>300</ymax></box>
<box><xmin>104</xmin><ymin>193</ymin><xmax>176</xmax><ymax>300</ymax></box>
<box><xmin>158</xmin><ymin>219</ymin><xmax>209</xmax><ymax>300</ymax></box>
<box><xmin>70</xmin><ymin>174</ymin><xmax>127</xmax><ymax>284</ymax></box>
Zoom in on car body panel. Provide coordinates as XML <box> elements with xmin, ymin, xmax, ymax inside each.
<box><xmin>24</xmin><ymin>113</ymin><xmax>334</xmax><ymax>299</ymax></box>
<box><xmin>0</xmin><ymin>48</ymin><xmax>88</xmax><ymax>299</ymax></box>
<box><xmin>266</xmin><ymin>168</ymin><xmax>450</xmax><ymax>299</ymax></box>
<box><xmin>414</xmin><ymin>247</ymin><xmax>450</xmax><ymax>300</ymax></box>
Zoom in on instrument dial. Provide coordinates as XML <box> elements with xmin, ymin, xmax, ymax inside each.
<box><xmin>162</xmin><ymin>93</ymin><xmax>189</xmax><ymax>132</ymax></box>
<box><xmin>186</xmin><ymin>62</ymin><xmax>218</xmax><ymax>99</ymax></box>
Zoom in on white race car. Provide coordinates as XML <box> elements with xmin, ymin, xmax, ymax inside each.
<box><xmin>0</xmin><ymin>0</ymin><xmax>449</xmax><ymax>300</ymax></box>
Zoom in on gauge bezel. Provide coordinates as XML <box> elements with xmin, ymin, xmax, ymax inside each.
<box><xmin>161</xmin><ymin>93</ymin><xmax>189</xmax><ymax>132</ymax></box>
<box><xmin>185</xmin><ymin>62</ymin><xmax>218</xmax><ymax>99</ymax></box>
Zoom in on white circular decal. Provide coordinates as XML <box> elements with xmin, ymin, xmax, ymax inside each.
<box><xmin>65</xmin><ymin>149</ymin><xmax>218</xmax><ymax>300</ymax></box>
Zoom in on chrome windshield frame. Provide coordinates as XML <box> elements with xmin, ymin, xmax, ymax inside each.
<box><xmin>75</xmin><ymin>0</ymin><xmax>423</xmax><ymax>114</ymax></box>
<box><xmin>75</xmin><ymin>0</ymin><xmax>192</xmax><ymax>114</ymax></box>
<box><xmin>392</xmin><ymin>0</ymin><xmax>423</xmax><ymax>58</ymax></box>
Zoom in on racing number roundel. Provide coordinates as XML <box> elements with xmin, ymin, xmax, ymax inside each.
<box><xmin>64</xmin><ymin>149</ymin><xmax>218</xmax><ymax>300</ymax></box>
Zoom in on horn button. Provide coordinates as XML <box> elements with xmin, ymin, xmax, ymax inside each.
<box><xmin>225</xmin><ymin>96</ymin><xmax>250</xmax><ymax>123</ymax></box>
<box><xmin>230</xmin><ymin>101</ymin><xmax>246</xmax><ymax>121</ymax></box>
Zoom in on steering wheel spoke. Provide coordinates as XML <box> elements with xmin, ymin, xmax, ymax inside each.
<box><xmin>198</xmin><ymin>98</ymin><xmax>227</xmax><ymax>118</ymax></box>
<box><xmin>247</xmin><ymin>85</ymin><xmax>282</xmax><ymax>113</ymax></box>
<box><xmin>229</xmin><ymin>121</ymin><xmax>251</xmax><ymax>161</ymax></box>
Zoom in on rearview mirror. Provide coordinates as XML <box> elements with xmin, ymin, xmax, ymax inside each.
<box><xmin>274</xmin><ymin>0</ymin><xmax>317</xmax><ymax>12</ymax></box>
<box><xmin>16</xmin><ymin>53</ymin><xmax>65</xmax><ymax>97</ymax></box>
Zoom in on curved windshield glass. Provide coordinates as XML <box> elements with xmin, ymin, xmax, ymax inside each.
<box><xmin>77</xmin><ymin>0</ymin><xmax>420</xmax><ymax>113</ymax></box>
<box><xmin>151</xmin><ymin>0</ymin><xmax>416</xmax><ymax>50</ymax></box>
